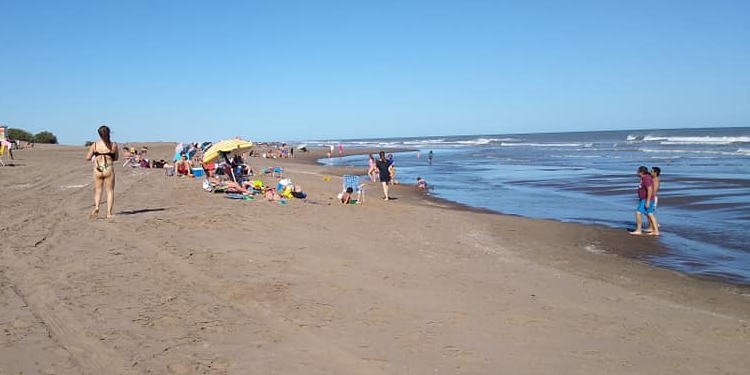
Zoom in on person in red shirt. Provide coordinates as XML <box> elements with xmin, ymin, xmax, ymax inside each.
<box><xmin>630</xmin><ymin>165</ymin><xmax>660</xmax><ymax>236</ymax></box>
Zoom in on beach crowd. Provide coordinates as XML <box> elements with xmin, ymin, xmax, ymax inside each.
<box><xmin>83</xmin><ymin>127</ymin><xmax>661</xmax><ymax>237</ymax></box>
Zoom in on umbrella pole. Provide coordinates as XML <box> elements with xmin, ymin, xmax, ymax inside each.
<box><xmin>224</xmin><ymin>153</ymin><xmax>237</xmax><ymax>182</ymax></box>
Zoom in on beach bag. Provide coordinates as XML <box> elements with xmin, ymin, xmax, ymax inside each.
<box><xmin>277</xmin><ymin>178</ymin><xmax>292</xmax><ymax>192</ymax></box>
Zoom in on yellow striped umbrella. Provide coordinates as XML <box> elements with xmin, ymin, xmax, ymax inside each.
<box><xmin>202</xmin><ymin>139</ymin><xmax>253</xmax><ymax>163</ymax></box>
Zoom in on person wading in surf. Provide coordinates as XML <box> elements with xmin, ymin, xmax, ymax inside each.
<box><xmin>630</xmin><ymin>165</ymin><xmax>659</xmax><ymax>236</ymax></box>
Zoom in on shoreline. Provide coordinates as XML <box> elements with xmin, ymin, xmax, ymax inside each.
<box><xmin>1</xmin><ymin>143</ymin><xmax>749</xmax><ymax>374</ymax></box>
<box><xmin>306</xmin><ymin>147</ymin><xmax>750</xmax><ymax>288</ymax></box>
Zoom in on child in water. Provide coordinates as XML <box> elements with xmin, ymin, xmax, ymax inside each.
<box><xmin>416</xmin><ymin>177</ymin><xmax>428</xmax><ymax>189</ymax></box>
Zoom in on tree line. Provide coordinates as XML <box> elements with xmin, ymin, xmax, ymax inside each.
<box><xmin>6</xmin><ymin>128</ymin><xmax>58</xmax><ymax>144</ymax></box>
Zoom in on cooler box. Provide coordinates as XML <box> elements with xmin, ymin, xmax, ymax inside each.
<box><xmin>192</xmin><ymin>168</ymin><xmax>204</xmax><ymax>177</ymax></box>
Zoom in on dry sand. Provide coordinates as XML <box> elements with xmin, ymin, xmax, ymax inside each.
<box><xmin>1</xmin><ymin>143</ymin><xmax>749</xmax><ymax>375</ymax></box>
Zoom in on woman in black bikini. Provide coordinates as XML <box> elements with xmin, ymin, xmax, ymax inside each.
<box><xmin>85</xmin><ymin>126</ymin><xmax>118</xmax><ymax>219</ymax></box>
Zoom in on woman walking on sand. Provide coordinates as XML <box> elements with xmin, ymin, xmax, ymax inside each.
<box><xmin>376</xmin><ymin>151</ymin><xmax>392</xmax><ymax>200</ymax></box>
<box><xmin>86</xmin><ymin>125</ymin><xmax>119</xmax><ymax>219</ymax></box>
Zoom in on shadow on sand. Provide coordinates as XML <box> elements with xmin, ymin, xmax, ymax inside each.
<box><xmin>118</xmin><ymin>208</ymin><xmax>167</xmax><ymax>215</ymax></box>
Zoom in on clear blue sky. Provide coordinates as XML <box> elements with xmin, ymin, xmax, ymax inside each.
<box><xmin>1</xmin><ymin>0</ymin><xmax>748</xmax><ymax>145</ymax></box>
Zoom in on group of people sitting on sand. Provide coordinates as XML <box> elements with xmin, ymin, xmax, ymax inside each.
<box><xmin>203</xmin><ymin>175</ymin><xmax>307</xmax><ymax>202</ymax></box>
<box><xmin>257</xmin><ymin>143</ymin><xmax>294</xmax><ymax>159</ymax></box>
<box><xmin>120</xmin><ymin>144</ymin><xmax>172</xmax><ymax>169</ymax></box>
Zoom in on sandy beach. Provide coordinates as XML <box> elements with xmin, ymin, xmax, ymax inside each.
<box><xmin>1</xmin><ymin>143</ymin><xmax>749</xmax><ymax>375</ymax></box>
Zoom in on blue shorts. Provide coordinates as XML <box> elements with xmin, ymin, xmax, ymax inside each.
<box><xmin>637</xmin><ymin>199</ymin><xmax>656</xmax><ymax>214</ymax></box>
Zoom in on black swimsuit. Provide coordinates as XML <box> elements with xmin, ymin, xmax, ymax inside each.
<box><xmin>93</xmin><ymin>145</ymin><xmax>116</xmax><ymax>171</ymax></box>
<box><xmin>376</xmin><ymin>160</ymin><xmax>391</xmax><ymax>182</ymax></box>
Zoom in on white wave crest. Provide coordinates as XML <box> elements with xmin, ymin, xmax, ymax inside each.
<box><xmin>454</xmin><ymin>137</ymin><xmax>516</xmax><ymax>145</ymax></box>
<box><xmin>402</xmin><ymin>139</ymin><xmax>446</xmax><ymax>145</ymax></box>
<box><xmin>626</xmin><ymin>135</ymin><xmax>643</xmax><ymax>141</ymax></box>
<box><xmin>642</xmin><ymin>136</ymin><xmax>750</xmax><ymax>145</ymax></box>
<box><xmin>501</xmin><ymin>142</ymin><xmax>587</xmax><ymax>147</ymax></box>
<box><xmin>639</xmin><ymin>148</ymin><xmax>749</xmax><ymax>156</ymax></box>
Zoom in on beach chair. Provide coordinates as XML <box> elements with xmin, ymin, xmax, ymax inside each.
<box><xmin>342</xmin><ymin>175</ymin><xmax>365</xmax><ymax>204</ymax></box>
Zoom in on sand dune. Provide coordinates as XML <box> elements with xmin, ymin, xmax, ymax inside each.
<box><xmin>1</xmin><ymin>144</ymin><xmax>748</xmax><ymax>374</ymax></box>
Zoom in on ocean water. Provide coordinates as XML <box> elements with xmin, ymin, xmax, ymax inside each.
<box><xmin>313</xmin><ymin>127</ymin><xmax>750</xmax><ymax>285</ymax></box>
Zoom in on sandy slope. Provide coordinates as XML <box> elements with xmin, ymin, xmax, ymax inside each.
<box><xmin>1</xmin><ymin>144</ymin><xmax>748</xmax><ymax>375</ymax></box>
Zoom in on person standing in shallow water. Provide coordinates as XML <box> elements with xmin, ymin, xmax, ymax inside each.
<box><xmin>630</xmin><ymin>165</ymin><xmax>659</xmax><ymax>236</ymax></box>
<box><xmin>646</xmin><ymin>167</ymin><xmax>661</xmax><ymax>233</ymax></box>
<box><xmin>86</xmin><ymin>125</ymin><xmax>119</xmax><ymax>219</ymax></box>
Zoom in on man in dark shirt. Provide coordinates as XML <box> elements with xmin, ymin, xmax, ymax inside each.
<box><xmin>631</xmin><ymin>165</ymin><xmax>659</xmax><ymax>235</ymax></box>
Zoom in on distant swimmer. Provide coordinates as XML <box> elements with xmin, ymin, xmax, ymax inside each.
<box><xmin>428</xmin><ymin>150</ymin><xmax>433</xmax><ymax>165</ymax></box>
<box><xmin>86</xmin><ymin>125</ymin><xmax>119</xmax><ymax>220</ymax></box>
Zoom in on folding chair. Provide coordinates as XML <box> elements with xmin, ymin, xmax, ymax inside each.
<box><xmin>342</xmin><ymin>175</ymin><xmax>365</xmax><ymax>204</ymax></box>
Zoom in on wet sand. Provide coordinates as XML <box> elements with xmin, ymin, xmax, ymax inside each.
<box><xmin>1</xmin><ymin>143</ymin><xmax>749</xmax><ymax>374</ymax></box>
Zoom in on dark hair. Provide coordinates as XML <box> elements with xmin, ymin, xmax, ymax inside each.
<box><xmin>346</xmin><ymin>187</ymin><xmax>354</xmax><ymax>193</ymax></box>
<box><xmin>637</xmin><ymin>166</ymin><xmax>649</xmax><ymax>175</ymax></box>
<box><xmin>180</xmin><ymin>153</ymin><xmax>187</xmax><ymax>158</ymax></box>
<box><xmin>379</xmin><ymin>151</ymin><xmax>386</xmax><ymax>161</ymax></box>
<box><xmin>98</xmin><ymin>125</ymin><xmax>112</xmax><ymax>149</ymax></box>
<box><xmin>651</xmin><ymin>167</ymin><xmax>661</xmax><ymax>176</ymax></box>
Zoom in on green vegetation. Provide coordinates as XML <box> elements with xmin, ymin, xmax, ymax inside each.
<box><xmin>6</xmin><ymin>128</ymin><xmax>58</xmax><ymax>144</ymax></box>
<box><xmin>33</xmin><ymin>131</ymin><xmax>58</xmax><ymax>144</ymax></box>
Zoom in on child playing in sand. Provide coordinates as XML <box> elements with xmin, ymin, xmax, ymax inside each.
<box><xmin>341</xmin><ymin>187</ymin><xmax>353</xmax><ymax>204</ymax></box>
<box><xmin>389</xmin><ymin>162</ymin><xmax>399</xmax><ymax>185</ymax></box>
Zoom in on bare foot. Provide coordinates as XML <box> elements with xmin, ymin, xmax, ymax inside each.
<box><xmin>629</xmin><ymin>230</ymin><xmax>643</xmax><ymax>235</ymax></box>
<box><xmin>647</xmin><ymin>232</ymin><xmax>660</xmax><ymax>236</ymax></box>
<box><xmin>90</xmin><ymin>207</ymin><xmax>99</xmax><ymax>220</ymax></box>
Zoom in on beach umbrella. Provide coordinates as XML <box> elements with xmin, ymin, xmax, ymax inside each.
<box><xmin>202</xmin><ymin>139</ymin><xmax>253</xmax><ymax>164</ymax></box>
